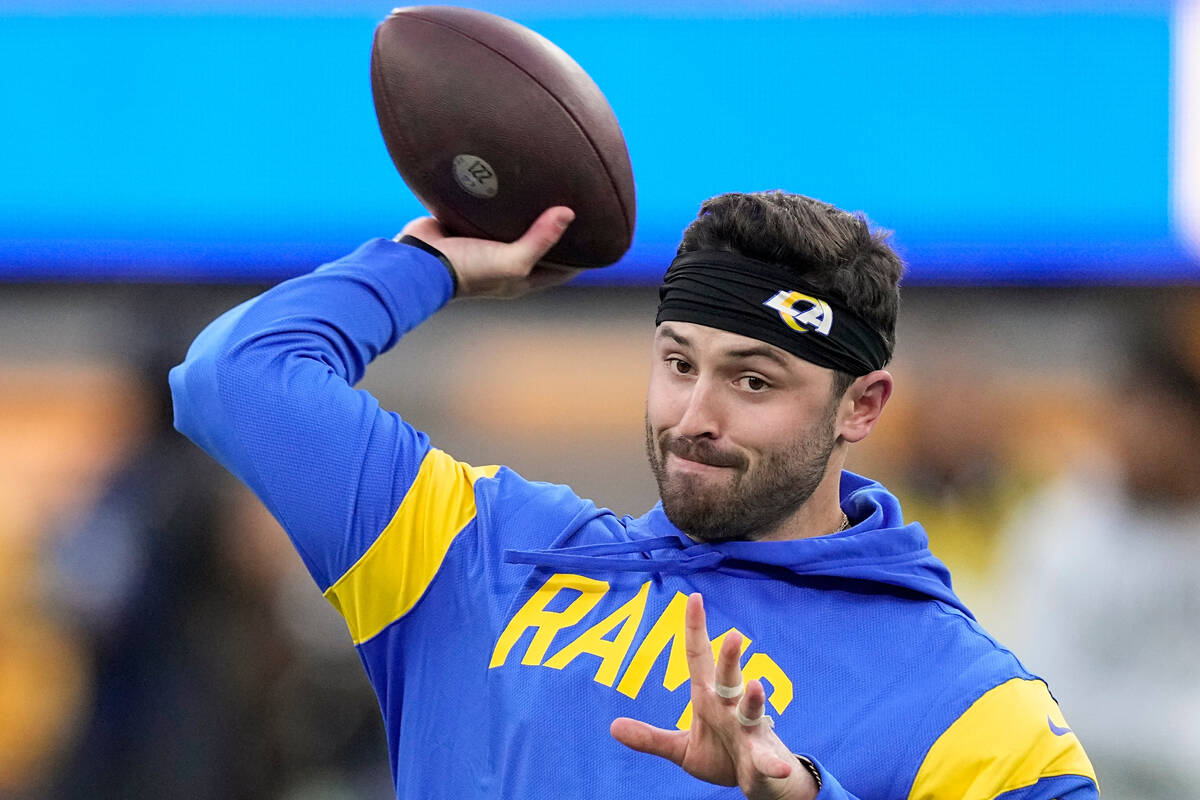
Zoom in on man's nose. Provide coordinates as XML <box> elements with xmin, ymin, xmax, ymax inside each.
<box><xmin>675</xmin><ymin>377</ymin><xmax>723</xmax><ymax>439</ymax></box>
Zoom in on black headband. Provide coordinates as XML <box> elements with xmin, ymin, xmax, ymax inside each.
<box><xmin>655</xmin><ymin>250</ymin><xmax>891</xmax><ymax>376</ymax></box>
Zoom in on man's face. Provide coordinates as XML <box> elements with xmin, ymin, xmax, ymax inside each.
<box><xmin>645</xmin><ymin>321</ymin><xmax>843</xmax><ymax>542</ymax></box>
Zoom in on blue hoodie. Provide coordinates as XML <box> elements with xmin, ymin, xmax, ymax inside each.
<box><xmin>170</xmin><ymin>239</ymin><xmax>1098</xmax><ymax>799</ymax></box>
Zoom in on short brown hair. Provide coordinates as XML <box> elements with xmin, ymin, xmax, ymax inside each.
<box><xmin>676</xmin><ymin>191</ymin><xmax>904</xmax><ymax>380</ymax></box>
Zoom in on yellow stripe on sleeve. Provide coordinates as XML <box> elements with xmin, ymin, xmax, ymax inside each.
<box><xmin>909</xmin><ymin>677</ymin><xmax>1097</xmax><ymax>800</ymax></box>
<box><xmin>323</xmin><ymin>449</ymin><xmax>499</xmax><ymax>644</ymax></box>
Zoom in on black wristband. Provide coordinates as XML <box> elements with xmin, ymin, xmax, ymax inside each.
<box><xmin>793</xmin><ymin>755</ymin><xmax>822</xmax><ymax>793</ymax></box>
<box><xmin>397</xmin><ymin>234</ymin><xmax>459</xmax><ymax>296</ymax></box>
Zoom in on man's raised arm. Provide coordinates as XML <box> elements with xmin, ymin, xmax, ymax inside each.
<box><xmin>169</xmin><ymin>208</ymin><xmax>575</xmax><ymax>589</ymax></box>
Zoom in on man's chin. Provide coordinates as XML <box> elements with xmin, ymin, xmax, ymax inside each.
<box><xmin>659</xmin><ymin>490</ymin><xmax>738</xmax><ymax>540</ymax></box>
<box><xmin>660</xmin><ymin>473</ymin><xmax>729</xmax><ymax>508</ymax></box>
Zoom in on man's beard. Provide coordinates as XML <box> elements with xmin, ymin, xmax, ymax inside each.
<box><xmin>645</xmin><ymin>404</ymin><xmax>839</xmax><ymax>542</ymax></box>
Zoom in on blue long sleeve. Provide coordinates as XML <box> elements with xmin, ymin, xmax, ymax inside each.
<box><xmin>169</xmin><ymin>238</ymin><xmax>454</xmax><ymax>589</ymax></box>
<box><xmin>170</xmin><ymin>238</ymin><xmax>1098</xmax><ymax>800</ymax></box>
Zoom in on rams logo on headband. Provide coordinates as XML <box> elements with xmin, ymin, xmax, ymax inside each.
<box><xmin>763</xmin><ymin>291</ymin><xmax>833</xmax><ymax>335</ymax></box>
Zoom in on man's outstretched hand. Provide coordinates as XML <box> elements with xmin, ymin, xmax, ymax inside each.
<box><xmin>398</xmin><ymin>207</ymin><xmax>581</xmax><ymax>299</ymax></box>
<box><xmin>610</xmin><ymin>593</ymin><xmax>819</xmax><ymax>800</ymax></box>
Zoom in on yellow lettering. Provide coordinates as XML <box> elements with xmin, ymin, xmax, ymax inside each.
<box><xmin>543</xmin><ymin>581</ymin><xmax>651</xmax><ymax>686</ymax></box>
<box><xmin>674</xmin><ymin>630</ymin><xmax>752</xmax><ymax>730</ymax></box>
<box><xmin>488</xmin><ymin>574</ymin><xmax>608</xmax><ymax>668</ymax></box>
<box><xmin>743</xmin><ymin>652</ymin><xmax>794</xmax><ymax>714</ymax></box>
<box><xmin>493</xmin><ymin>577</ymin><xmax>796</xmax><ymax>734</ymax></box>
<box><xmin>615</xmin><ymin>591</ymin><xmax>689</xmax><ymax>699</ymax></box>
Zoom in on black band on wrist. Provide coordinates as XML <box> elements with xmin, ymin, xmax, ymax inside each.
<box><xmin>397</xmin><ymin>234</ymin><xmax>459</xmax><ymax>296</ymax></box>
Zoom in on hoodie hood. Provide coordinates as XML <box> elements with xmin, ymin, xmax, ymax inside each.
<box><xmin>504</xmin><ymin>471</ymin><xmax>971</xmax><ymax>619</ymax></box>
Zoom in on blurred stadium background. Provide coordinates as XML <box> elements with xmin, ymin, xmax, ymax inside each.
<box><xmin>2</xmin><ymin>1</ymin><xmax>1198</xmax><ymax>798</ymax></box>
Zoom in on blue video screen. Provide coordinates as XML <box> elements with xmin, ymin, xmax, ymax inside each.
<box><xmin>0</xmin><ymin>2</ymin><xmax>1194</xmax><ymax>283</ymax></box>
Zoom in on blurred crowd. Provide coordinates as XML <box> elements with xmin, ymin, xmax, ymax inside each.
<box><xmin>1</xmin><ymin>358</ymin><xmax>393</xmax><ymax>800</ymax></box>
<box><xmin>0</xmin><ymin>285</ymin><xmax>1197</xmax><ymax>799</ymax></box>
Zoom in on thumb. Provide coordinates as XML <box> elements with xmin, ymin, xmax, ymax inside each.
<box><xmin>610</xmin><ymin>717</ymin><xmax>688</xmax><ymax>766</ymax></box>
<box><xmin>508</xmin><ymin>206</ymin><xmax>575</xmax><ymax>265</ymax></box>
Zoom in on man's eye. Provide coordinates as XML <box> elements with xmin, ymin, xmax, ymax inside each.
<box><xmin>739</xmin><ymin>376</ymin><xmax>768</xmax><ymax>391</ymax></box>
<box><xmin>668</xmin><ymin>358</ymin><xmax>693</xmax><ymax>375</ymax></box>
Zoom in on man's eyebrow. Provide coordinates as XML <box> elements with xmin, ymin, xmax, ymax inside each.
<box><xmin>725</xmin><ymin>345</ymin><xmax>790</xmax><ymax>368</ymax></box>
<box><xmin>658</xmin><ymin>325</ymin><xmax>789</xmax><ymax>367</ymax></box>
<box><xmin>658</xmin><ymin>325</ymin><xmax>690</xmax><ymax>347</ymax></box>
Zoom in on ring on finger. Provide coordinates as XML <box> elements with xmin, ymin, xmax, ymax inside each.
<box><xmin>735</xmin><ymin>707</ymin><xmax>774</xmax><ymax>728</ymax></box>
<box><xmin>714</xmin><ymin>682</ymin><xmax>744</xmax><ymax>700</ymax></box>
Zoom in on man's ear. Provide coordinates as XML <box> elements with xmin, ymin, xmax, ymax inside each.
<box><xmin>838</xmin><ymin>370</ymin><xmax>893</xmax><ymax>444</ymax></box>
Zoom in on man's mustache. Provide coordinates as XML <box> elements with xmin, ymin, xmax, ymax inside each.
<box><xmin>661</xmin><ymin>435</ymin><xmax>746</xmax><ymax>469</ymax></box>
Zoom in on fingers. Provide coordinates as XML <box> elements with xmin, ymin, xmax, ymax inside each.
<box><xmin>684</xmin><ymin>592</ymin><xmax>717</xmax><ymax>688</ymax></box>
<box><xmin>714</xmin><ymin>629</ymin><xmax>744</xmax><ymax>703</ymax></box>
<box><xmin>621</xmin><ymin>596</ymin><xmax>808</xmax><ymax>797</ymax></box>
<box><xmin>507</xmin><ymin>206</ymin><xmax>575</xmax><ymax>266</ymax></box>
<box><xmin>736</xmin><ymin>677</ymin><xmax>768</xmax><ymax>726</ymax></box>
<box><xmin>610</xmin><ymin>717</ymin><xmax>689</xmax><ymax>766</ymax></box>
<box><xmin>739</xmin><ymin>680</ymin><xmax>803</xmax><ymax>788</ymax></box>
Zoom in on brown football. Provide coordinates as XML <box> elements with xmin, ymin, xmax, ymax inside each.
<box><xmin>371</xmin><ymin>6</ymin><xmax>636</xmax><ymax>268</ymax></box>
